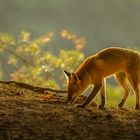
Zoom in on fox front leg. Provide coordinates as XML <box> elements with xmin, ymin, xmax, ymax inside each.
<box><xmin>99</xmin><ymin>79</ymin><xmax>106</xmax><ymax>109</ymax></box>
<box><xmin>77</xmin><ymin>84</ymin><xmax>102</xmax><ymax>108</ymax></box>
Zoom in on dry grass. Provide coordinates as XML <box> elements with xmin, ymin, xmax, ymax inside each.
<box><xmin>0</xmin><ymin>83</ymin><xmax>140</xmax><ymax>140</ymax></box>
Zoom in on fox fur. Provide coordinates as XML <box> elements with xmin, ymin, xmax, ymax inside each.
<box><xmin>64</xmin><ymin>47</ymin><xmax>140</xmax><ymax>110</ymax></box>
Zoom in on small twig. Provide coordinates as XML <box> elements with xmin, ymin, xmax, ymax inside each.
<box><xmin>4</xmin><ymin>48</ymin><xmax>29</xmax><ymax>66</ymax></box>
<box><xmin>0</xmin><ymin>80</ymin><xmax>67</xmax><ymax>94</ymax></box>
<box><xmin>0</xmin><ymin>56</ymin><xmax>10</xmax><ymax>77</ymax></box>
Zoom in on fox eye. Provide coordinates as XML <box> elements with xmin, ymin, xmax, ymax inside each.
<box><xmin>73</xmin><ymin>80</ymin><xmax>76</xmax><ymax>84</ymax></box>
<box><xmin>70</xmin><ymin>79</ymin><xmax>76</xmax><ymax>85</ymax></box>
<box><xmin>73</xmin><ymin>83</ymin><xmax>77</xmax><ymax>88</ymax></box>
<box><xmin>72</xmin><ymin>80</ymin><xmax>77</xmax><ymax>85</ymax></box>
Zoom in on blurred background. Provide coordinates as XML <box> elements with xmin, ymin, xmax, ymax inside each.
<box><xmin>1</xmin><ymin>0</ymin><xmax>140</xmax><ymax>54</ymax></box>
<box><xmin>0</xmin><ymin>0</ymin><xmax>139</xmax><ymax>108</ymax></box>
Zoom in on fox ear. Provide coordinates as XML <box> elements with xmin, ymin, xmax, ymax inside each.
<box><xmin>72</xmin><ymin>73</ymin><xmax>79</xmax><ymax>81</ymax></box>
<box><xmin>64</xmin><ymin>70</ymin><xmax>71</xmax><ymax>79</ymax></box>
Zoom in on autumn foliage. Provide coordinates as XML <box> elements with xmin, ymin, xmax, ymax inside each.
<box><xmin>0</xmin><ymin>30</ymin><xmax>85</xmax><ymax>88</ymax></box>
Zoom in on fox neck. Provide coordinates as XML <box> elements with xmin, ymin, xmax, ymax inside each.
<box><xmin>76</xmin><ymin>71</ymin><xmax>92</xmax><ymax>92</ymax></box>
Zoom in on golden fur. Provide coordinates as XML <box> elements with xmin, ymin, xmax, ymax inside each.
<box><xmin>64</xmin><ymin>47</ymin><xmax>140</xmax><ymax>109</ymax></box>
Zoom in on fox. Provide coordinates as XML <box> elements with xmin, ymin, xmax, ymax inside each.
<box><xmin>64</xmin><ymin>47</ymin><xmax>140</xmax><ymax>110</ymax></box>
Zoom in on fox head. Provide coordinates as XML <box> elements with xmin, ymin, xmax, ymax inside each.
<box><xmin>64</xmin><ymin>70</ymin><xmax>83</xmax><ymax>103</ymax></box>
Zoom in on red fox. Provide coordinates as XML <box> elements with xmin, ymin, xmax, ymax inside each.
<box><xmin>64</xmin><ymin>47</ymin><xmax>140</xmax><ymax>110</ymax></box>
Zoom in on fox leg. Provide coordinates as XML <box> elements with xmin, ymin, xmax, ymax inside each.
<box><xmin>77</xmin><ymin>83</ymin><xmax>102</xmax><ymax>108</ymax></box>
<box><xmin>127</xmin><ymin>73</ymin><xmax>139</xmax><ymax>110</ymax></box>
<box><xmin>115</xmin><ymin>72</ymin><xmax>130</xmax><ymax>108</ymax></box>
<box><xmin>99</xmin><ymin>79</ymin><xmax>106</xmax><ymax>109</ymax></box>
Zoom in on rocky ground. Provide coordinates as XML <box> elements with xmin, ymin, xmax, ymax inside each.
<box><xmin>0</xmin><ymin>83</ymin><xmax>140</xmax><ymax>140</ymax></box>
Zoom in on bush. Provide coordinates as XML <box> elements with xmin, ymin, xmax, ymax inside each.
<box><xmin>0</xmin><ymin>30</ymin><xmax>85</xmax><ymax>88</ymax></box>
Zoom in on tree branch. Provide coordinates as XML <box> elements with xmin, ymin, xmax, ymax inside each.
<box><xmin>4</xmin><ymin>48</ymin><xmax>29</xmax><ymax>66</ymax></box>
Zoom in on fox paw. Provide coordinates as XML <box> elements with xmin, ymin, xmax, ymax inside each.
<box><xmin>98</xmin><ymin>105</ymin><xmax>106</xmax><ymax>110</ymax></box>
<box><xmin>135</xmin><ymin>106</ymin><xmax>140</xmax><ymax>110</ymax></box>
<box><xmin>77</xmin><ymin>104</ymin><xmax>84</xmax><ymax>108</ymax></box>
<box><xmin>118</xmin><ymin>102</ymin><xmax>124</xmax><ymax>108</ymax></box>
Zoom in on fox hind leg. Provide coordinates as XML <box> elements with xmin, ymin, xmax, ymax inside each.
<box><xmin>127</xmin><ymin>73</ymin><xmax>139</xmax><ymax>110</ymax></box>
<box><xmin>115</xmin><ymin>72</ymin><xmax>131</xmax><ymax>108</ymax></box>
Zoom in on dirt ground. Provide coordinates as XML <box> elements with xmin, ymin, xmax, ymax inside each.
<box><xmin>0</xmin><ymin>83</ymin><xmax>140</xmax><ymax>140</ymax></box>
